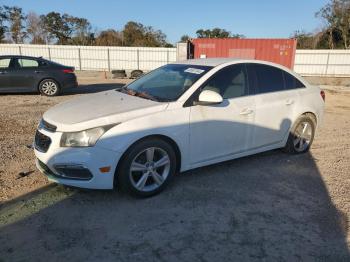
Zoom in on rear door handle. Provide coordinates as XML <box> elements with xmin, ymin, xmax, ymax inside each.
<box><xmin>0</xmin><ymin>71</ymin><xmax>7</xmax><ymax>74</ymax></box>
<box><xmin>285</xmin><ymin>99</ymin><xmax>294</xmax><ymax>105</ymax></box>
<box><xmin>240</xmin><ymin>108</ymin><xmax>254</xmax><ymax>115</ymax></box>
<box><xmin>35</xmin><ymin>70</ymin><xmax>43</xmax><ymax>74</ymax></box>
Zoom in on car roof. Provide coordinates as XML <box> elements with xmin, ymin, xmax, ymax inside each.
<box><xmin>172</xmin><ymin>58</ymin><xmax>239</xmax><ymax>67</ymax></box>
<box><xmin>0</xmin><ymin>55</ymin><xmax>42</xmax><ymax>60</ymax></box>
<box><xmin>172</xmin><ymin>58</ymin><xmax>296</xmax><ymax>73</ymax></box>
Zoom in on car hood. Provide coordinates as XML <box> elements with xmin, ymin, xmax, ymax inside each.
<box><xmin>43</xmin><ymin>90</ymin><xmax>168</xmax><ymax>132</ymax></box>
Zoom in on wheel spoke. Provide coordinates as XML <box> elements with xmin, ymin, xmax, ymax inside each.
<box><xmin>151</xmin><ymin>171</ymin><xmax>164</xmax><ymax>185</ymax></box>
<box><xmin>136</xmin><ymin>173</ymin><xmax>149</xmax><ymax>189</ymax></box>
<box><xmin>146</xmin><ymin>147</ymin><xmax>155</xmax><ymax>162</ymax></box>
<box><xmin>130</xmin><ymin>162</ymin><xmax>147</xmax><ymax>172</ymax></box>
<box><xmin>299</xmin><ymin>138</ymin><xmax>304</xmax><ymax>150</ymax></box>
<box><xmin>293</xmin><ymin>137</ymin><xmax>301</xmax><ymax>146</ymax></box>
<box><xmin>302</xmin><ymin>123</ymin><xmax>308</xmax><ymax>134</ymax></box>
<box><xmin>154</xmin><ymin>155</ymin><xmax>170</xmax><ymax>168</ymax></box>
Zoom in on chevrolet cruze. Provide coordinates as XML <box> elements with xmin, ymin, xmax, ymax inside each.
<box><xmin>34</xmin><ymin>58</ymin><xmax>325</xmax><ymax>197</ymax></box>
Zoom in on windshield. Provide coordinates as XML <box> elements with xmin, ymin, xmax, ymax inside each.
<box><xmin>122</xmin><ymin>64</ymin><xmax>212</xmax><ymax>101</ymax></box>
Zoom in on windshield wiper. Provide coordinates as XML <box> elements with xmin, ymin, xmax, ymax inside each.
<box><xmin>119</xmin><ymin>87</ymin><xmax>161</xmax><ymax>102</ymax></box>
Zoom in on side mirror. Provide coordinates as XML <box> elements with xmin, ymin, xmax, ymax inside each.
<box><xmin>195</xmin><ymin>90</ymin><xmax>223</xmax><ymax>105</ymax></box>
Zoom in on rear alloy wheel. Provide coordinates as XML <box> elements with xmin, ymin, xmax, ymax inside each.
<box><xmin>118</xmin><ymin>139</ymin><xmax>176</xmax><ymax>197</ymax></box>
<box><xmin>39</xmin><ymin>79</ymin><xmax>60</xmax><ymax>96</ymax></box>
<box><xmin>283</xmin><ymin>115</ymin><xmax>316</xmax><ymax>154</ymax></box>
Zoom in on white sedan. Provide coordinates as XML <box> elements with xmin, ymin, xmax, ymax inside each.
<box><xmin>34</xmin><ymin>58</ymin><xmax>325</xmax><ymax>197</ymax></box>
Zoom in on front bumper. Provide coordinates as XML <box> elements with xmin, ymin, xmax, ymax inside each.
<box><xmin>34</xmin><ymin>128</ymin><xmax>122</xmax><ymax>189</ymax></box>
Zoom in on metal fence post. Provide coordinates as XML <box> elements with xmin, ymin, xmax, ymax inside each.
<box><xmin>137</xmin><ymin>49</ymin><xmax>140</xmax><ymax>70</ymax></box>
<box><xmin>78</xmin><ymin>48</ymin><xmax>82</xmax><ymax>70</ymax></box>
<box><xmin>107</xmin><ymin>48</ymin><xmax>111</xmax><ymax>72</ymax></box>
<box><xmin>325</xmin><ymin>51</ymin><xmax>331</xmax><ymax>75</ymax></box>
<box><xmin>167</xmin><ymin>49</ymin><xmax>169</xmax><ymax>63</ymax></box>
<box><xmin>48</xmin><ymin>46</ymin><xmax>51</xmax><ymax>60</ymax></box>
<box><xmin>18</xmin><ymin>46</ymin><xmax>22</xmax><ymax>55</ymax></box>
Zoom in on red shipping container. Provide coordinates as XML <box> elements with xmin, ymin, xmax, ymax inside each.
<box><xmin>191</xmin><ymin>38</ymin><xmax>297</xmax><ymax>69</ymax></box>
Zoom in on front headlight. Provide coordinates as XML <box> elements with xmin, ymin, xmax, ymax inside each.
<box><xmin>60</xmin><ymin>125</ymin><xmax>114</xmax><ymax>147</ymax></box>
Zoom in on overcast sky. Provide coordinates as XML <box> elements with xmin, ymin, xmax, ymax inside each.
<box><xmin>2</xmin><ymin>0</ymin><xmax>329</xmax><ymax>43</ymax></box>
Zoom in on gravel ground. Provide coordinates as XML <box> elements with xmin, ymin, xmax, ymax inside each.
<box><xmin>0</xmin><ymin>80</ymin><xmax>349</xmax><ymax>261</ymax></box>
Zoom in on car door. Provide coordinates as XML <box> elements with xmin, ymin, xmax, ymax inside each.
<box><xmin>10</xmin><ymin>58</ymin><xmax>41</xmax><ymax>91</ymax></box>
<box><xmin>0</xmin><ymin>57</ymin><xmax>13</xmax><ymax>91</ymax></box>
<box><xmin>246</xmin><ymin>63</ymin><xmax>299</xmax><ymax>149</ymax></box>
<box><xmin>188</xmin><ymin>64</ymin><xmax>256</xmax><ymax>165</ymax></box>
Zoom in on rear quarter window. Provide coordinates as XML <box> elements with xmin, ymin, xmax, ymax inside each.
<box><xmin>249</xmin><ymin>64</ymin><xmax>285</xmax><ymax>94</ymax></box>
<box><xmin>283</xmin><ymin>71</ymin><xmax>305</xmax><ymax>89</ymax></box>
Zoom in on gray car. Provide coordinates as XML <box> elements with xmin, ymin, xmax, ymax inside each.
<box><xmin>0</xmin><ymin>55</ymin><xmax>77</xmax><ymax>96</ymax></box>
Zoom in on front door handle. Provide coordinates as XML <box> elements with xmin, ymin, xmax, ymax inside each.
<box><xmin>285</xmin><ymin>99</ymin><xmax>294</xmax><ymax>105</ymax></box>
<box><xmin>240</xmin><ymin>108</ymin><xmax>254</xmax><ymax>115</ymax></box>
<box><xmin>35</xmin><ymin>70</ymin><xmax>43</xmax><ymax>74</ymax></box>
<box><xmin>0</xmin><ymin>71</ymin><xmax>7</xmax><ymax>74</ymax></box>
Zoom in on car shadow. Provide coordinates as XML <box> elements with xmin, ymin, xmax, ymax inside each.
<box><xmin>0</xmin><ymin>154</ymin><xmax>349</xmax><ymax>261</ymax></box>
<box><xmin>0</xmin><ymin>119</ymin><xmax>349</xmax><ymax>261</ymax></box>
<box><xmin>64</xmin><ymin>83</ymin><xmax>125</xmax><ymax>95</ymax></box>
<box><xmin>0</xmin><ymin>83</ymin><xmax>125</xmax><ymax>96</ymax></box>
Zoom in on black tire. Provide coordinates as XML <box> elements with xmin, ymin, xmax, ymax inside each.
<box><xmin>283</xmin><ymin>114</ymin><xmax>316</xmax><ymax>154</ymax></box>
<box><xmin>130</xmin><ymin>70</ymin><xmax>143</xmax><ymax>79</ymax></box>
<box><xmin>117</xmin><ymin>138</ymin><xmax>177</xmax><ymax>197</ymax></box>
<box><xmin>39</xmin><ymin>79</ymin><xmax>61</xmax><ymax>96</ymax></box>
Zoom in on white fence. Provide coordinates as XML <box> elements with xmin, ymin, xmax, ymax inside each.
<box><xmin>0</xmin><ymin>44</ymin><xmax>350</xmax><ymax>77</ymax></box>
<box><xmin>294</xmin><ymin>50</ymin><xmax>350</xmax><ymax>77</ymax></box>
<box><xmin>0</xmin><ymin>44</ymin><xmax>177</xmax><ymax>71</ymax></box>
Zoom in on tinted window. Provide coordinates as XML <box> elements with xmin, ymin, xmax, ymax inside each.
<box><xmin>202</xmin><ymin>64</ymin><xmax>249</xmax><ymax>99</ymax></box>
<box><xmin>250</xmin><ymin>64</ymin><xmax>284</xmax><ymax>94</ymax></box>
<box><xmin>283</xmin><ymin>71</ymin><xmax>305</xmax><ymax>89</ymax></box>
<box><xmin>18</xmin><ymin>58</ymin><xmax>39</xmax><ymax>68</ymax></box>
<box><xmin>0</xmin><ymin>58</ymin><xmax>11</xmax><ymax>69</ymax></box>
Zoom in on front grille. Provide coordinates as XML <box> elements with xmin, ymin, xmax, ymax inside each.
<box><xmin>40</xmin><ymin>119</ymin><xmax>57</xmax><ymax>132</ymax></box>
<box><xmin>35</xmin><ymin>130</ymin><xmax>51</xmax><ymax>152</ymax></box>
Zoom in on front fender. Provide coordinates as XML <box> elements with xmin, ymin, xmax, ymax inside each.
<box><xmin>95</xmin><ymin>107</ymin><xmax>191</xmax><ymax>171</ymax></box>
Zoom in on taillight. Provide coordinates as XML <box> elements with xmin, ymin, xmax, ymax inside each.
<box><xmin>320</xmin><ymin>90</ymin><xmax>325</xmax><ymax>102</ymax></box>
<box><xmin>62</xmin><ymin>68</ymin><xmax>74</xmax><ymax>74</ymax></box>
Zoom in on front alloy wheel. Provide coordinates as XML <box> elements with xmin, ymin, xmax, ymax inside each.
<box><xmin>118</xmin><ymin>138</ymin><xmax>177</xmax><ymax>197</ymax></box>
<box><xmin>130</xmin><ymin>147</ymin><xmax>171</xmax><ymax>192</ymax></box>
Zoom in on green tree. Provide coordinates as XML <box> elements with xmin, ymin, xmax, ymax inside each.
<box><xmin>69</xmin><ymin>17</ymin><xmax>95</xmax><ymax>45</ymax></box>
<box><xmin>26</xmin><ymin>11</ymin><xmax>47</xmax><ymax>44</ymax></box>
<box><xmin>95</xmin><ymin>29</ymin><xmax>122</xmax><ymax>46</ymax></box>
<box><xmin>316</xmin><ymin>0</ymin><xmax>350</xmax><ymax>49</ymax></box>
<box><xmin>0</xmin><ymin>6</ymin><xmax>8</xmax><ymax>42</ymax></box>
<box><xmin>179</xmin><ymin>34</ymin><xmax>190</xmax><ymax>42</ymax></box>
<box><xmin>122</xmin><ymin>21</ymin><xmax>169</xmax><ymax>47</ymax></box>
<box><xmin>292</xmin><ymin>30</ymin><xmax>318</xmax><ymax>49</ymax></box>
<box><xmin>4</xmin><ymin>6</ymin><xmax>26</xmax><ymax>43</ymax></box>
<box><xmin>195</xmin><ymin>28</ymin><xmax>244</xmax><ymax>38</ymax></box>
<box><xmin>41</xmin><ymin>12</ymin><xmax>72</xmax><ymax>44</ymax></box>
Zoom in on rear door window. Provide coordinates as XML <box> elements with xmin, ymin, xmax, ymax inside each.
<box><xmin>248</xmin><ymin>64</ymin><xmax>285</xmax><ymax>94</ymax></box>
<box><xmin>0</xmin><ymin>58</ymin><xmax>11</xmax><ymax>69</ymax></box>
<box><xmin>18</xmin><ymin>58</ymin><xmax>39</xmax><ymax>68</ymax></box>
